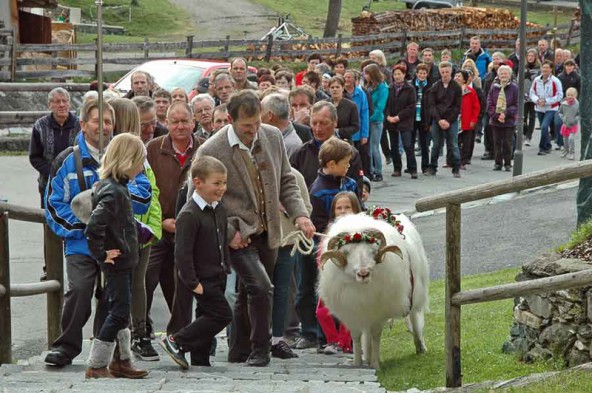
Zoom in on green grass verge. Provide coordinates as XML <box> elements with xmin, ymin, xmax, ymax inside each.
<box><xmin>59</xmin><ymin>0</ymin><xmax>192</xmax><ymax>39</ymax></box>
<box><xmin>377</xmin><ymin>268</ymin><xmax>564</xmax><ymax>391</ymax></box>
<box><xmin>556</xmin><ymin>220</ymin><xmax>592</xmax><ymax>253</ymax></box>
<box><xmin>490</xmin><ymin>369</ymin><xmax>592</xmax><ymax>392</ymax></box>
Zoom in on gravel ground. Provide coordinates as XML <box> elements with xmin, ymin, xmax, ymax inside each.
<box><xmin>170</xmin><ymin>0</ymin><xmax>279</xmax><ymax>40</ymax></box>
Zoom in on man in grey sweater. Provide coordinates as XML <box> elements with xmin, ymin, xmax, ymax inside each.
<box><xmin>196</xmin><ymin>90</ymin><xmax>315</xmax><ymax>367</ymax></box>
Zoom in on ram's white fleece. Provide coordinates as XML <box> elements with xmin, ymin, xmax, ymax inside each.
<box><xmin>317</xmin><ymin>213</ymin><xmax>429</xmax><ymax>368</ymax></box>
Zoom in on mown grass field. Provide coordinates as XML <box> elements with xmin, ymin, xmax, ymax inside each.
<box><xmin>377</xmin><ymin>268</ymin><xmax>566</xmax><ymax>391</ymax></box>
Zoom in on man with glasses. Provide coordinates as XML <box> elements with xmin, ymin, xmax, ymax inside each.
<box><xmin>145</xmin><ymin>102</ymin><xmax>205</xmax><ymax>342</ymax></box>
<box><xmin>132</xmin><ymin>96</ymin><xmax>167</xmax><ymax>144</ymax></box>
<box><xmin>191</xmin><ymin>94</ymin><xmax>215</xmax><ymax>139</ymax></box>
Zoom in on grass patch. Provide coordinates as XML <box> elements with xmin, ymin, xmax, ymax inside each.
<box><xmin>59</xmin><ymin>0</ymin><xmax>192</xmax><ymax>40</ymax></box>
<box><xmin>556</xmin><ymin>220</ymin><xmax>592</xmax><ymax>253</ymax></box>
<box><xmin>490</xmin><ymin>368</ymin><xmax>592</xmax><ymax>392</ymax></box>
<box><xmin>377</xmin><ymin>268</ymin><xmax>564</xmax><ymax>391</ymax></box>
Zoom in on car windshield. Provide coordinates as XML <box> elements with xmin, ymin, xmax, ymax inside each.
<box><xmin>115</xmin><ymin>63</ymin><xmax>206</xmax><ymax>93</ymax></box>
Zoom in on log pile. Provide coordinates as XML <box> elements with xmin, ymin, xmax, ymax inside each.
<box><xmin>352</xmin><ymin>7</ymin><xmax>542</xmax><ymax>48</ymax></box>
<box><xmin>353</xmin><ymin>7</ymin><xmax>538</xmax><ymax>35</ymax></box>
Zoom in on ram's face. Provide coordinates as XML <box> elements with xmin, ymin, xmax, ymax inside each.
<box><xmin>341</xmin><ymin>243</ymin><xmax>380</xmax><ymax>283</ymax></box>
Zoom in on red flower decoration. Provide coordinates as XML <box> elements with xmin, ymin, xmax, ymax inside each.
<box><xmin>353</xmin><ymin>233</ymin><xmax>362</xmax><ymax>241</ymax></box>
<box><xmin>368</xmin><ymin>237</ymin><xmax>375</xmax><ymax>243</ymax></box>
<box><xmin>344</xmin><ymin>235</ymin><xmax>351</xmax><ymax>242</ymax></box>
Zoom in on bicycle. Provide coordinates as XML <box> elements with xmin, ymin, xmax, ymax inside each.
<box><xmin>260</xmin><ymin>14</ymin><xmax>307</xmax><ymax>41</ymax></box>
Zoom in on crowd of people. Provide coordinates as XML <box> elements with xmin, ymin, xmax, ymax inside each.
<box><xmin>27</xmin><ymin>36</ymin><xmax>581</xmax><ymax>376</ymax></box>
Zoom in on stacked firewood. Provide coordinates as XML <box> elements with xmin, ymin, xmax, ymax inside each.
<box><xmin>353</xmin><ymin>7</ymin><xmax>540</xmax><ymax>38</ymax></box>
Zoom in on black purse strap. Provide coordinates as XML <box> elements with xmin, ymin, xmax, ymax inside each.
<box><xmin>73</xmin><ymin>146</ymin><xmax>88</xmax><ymax>192</ymax></box>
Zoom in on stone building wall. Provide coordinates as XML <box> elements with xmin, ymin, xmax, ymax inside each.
<box><xmin>503</xmin><ymin>253</ymin><xmax>592</xmax><ymax>367</ymax></box>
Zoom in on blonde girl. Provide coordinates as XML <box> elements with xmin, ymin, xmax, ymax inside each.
<box><xmin>85</xmin><ymin>133</ymin><xmax>148</xmax><ymax>379</ymax></box>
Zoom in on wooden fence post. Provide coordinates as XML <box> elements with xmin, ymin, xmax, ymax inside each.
<box><xmin>264</xmin><ymin>34</ymin><xmax>273</xmax><ymax>62</ymax></box>
<box><xmin>94</xmin><ymin>38</ymin><xmax>99</xmax><ymax>79</ymax></box>
<box><xmin>336</xmin><ymin>33</ymin><xmax>343</xmax><ymax>57</ymax></box>
<box><xmin>45</xmin><ymin>225</ymin><xmax>63</xmax><ymax>347</ymax></box>
<box><xmin>143</xmin><ymin>37</ymin><xmax>149</xmax><ymax>59</ymax></box>
<box><xmin>10</xmin><ymin>27</ymin><xmax>17</xmax><ymax>82</ymax></box>
<box><xmin>224</xmin><ymin>35</ymin><xmax>230</xmax><ymax>61</ymax></box>
<box><xmin>445</xmin><ymin>203</ymin><xmax>462</xmax><ymax>388</ymax></box>
<box><xmin>185</xmin><ymin>35</ymin><xmax>193</xmax><ymax>58</ymax></box>
<box><xmin>458</xmin><ymin>27</ymin><xmax>466</xmax><ymax>51</ymax></box>
<box><xmin>0</xmin><ymin>212</ymin><xmax>12</xmax><ymax>365</ymax></box>
<box><xmin>400</xmin><ymin>30</ymin><xmax>408</xmax><ymax>57</ymax></box>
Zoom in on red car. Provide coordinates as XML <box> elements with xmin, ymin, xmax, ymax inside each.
<box><xmin>113</xmin><ymin>59</ymin><xmax>257</xmax><ymax>96</ymax></box>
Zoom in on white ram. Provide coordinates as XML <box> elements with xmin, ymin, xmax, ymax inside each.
<box><xmin>317</xmin><ymin>213</ymin><xmax>429</xmax><ymax>369</ymax></box>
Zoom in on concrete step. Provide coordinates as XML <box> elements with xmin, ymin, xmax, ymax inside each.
<box><xmin>0</xmin><ymin>338</ymin><xmax>386</xmax><ymax>393</ymax></box>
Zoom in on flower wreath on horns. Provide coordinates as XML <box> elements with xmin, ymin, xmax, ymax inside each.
<box><xmin>334</xmin><ymin>231</ymin><xmax>383</xmax><ymax>249</ymax></box>
<box><xmin>366</xmin><ymin>206</ymin><xmax>405</xmax><ymax>239</ymax></box>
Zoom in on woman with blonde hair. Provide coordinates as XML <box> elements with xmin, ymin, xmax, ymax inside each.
<box><xmin>85</xmin><ymin>133</ymin><xmax>148</xmax><ymax>379</ymax></box>
<box><xmin>108</xmin><ymin>98</ymin><xmax>141</xmax><ymax>136</ymax></box>
<box><xmin>461</xmin><ymin>58</ymin><xmax>481</xmax><ymax>89</ymax></box>
<box><xmin>369</xmin><ymin>49</ymin><xmax>391</xmax><ymax>84</ymax></box>
<box><xmin>109</xmin><ymin>98</ymin><xmax>162</xmax><ymax>361</ymax></box>
<box><xmin>170</xmin><ymin>87</ymin><xmax>189</xmax><ymax>103</ymax></box>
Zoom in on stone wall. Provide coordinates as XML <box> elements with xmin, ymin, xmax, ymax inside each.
<box><xmin>503</xmin><ymin>253</ymin><xmax>592</xmax><ymax>367</ymax></box>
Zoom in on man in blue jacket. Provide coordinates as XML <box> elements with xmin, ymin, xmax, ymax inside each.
<box><xmin>462</xmin><ymin>36</ymin><xmax>492</xmax><ymax>79</ymax></box>
<box><xmin>44</xmin><ymin>99</ymin><xmax>152</xmax><ymax>367</ymax></box>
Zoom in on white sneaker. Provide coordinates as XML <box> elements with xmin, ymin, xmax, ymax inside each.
<box><xmin>524</xmin><ymin>139</ymin><xmax>531</xmax><ymax>147</ymax></box>
<box><xmin>568</xmin><ymin>153</ymin><xmax>575</xmax><ymax>160</ymax></box>
<box><xmin>324</xmin><ymin>343</ymin><xmax>342</xmax><ymax>355</ymax></box>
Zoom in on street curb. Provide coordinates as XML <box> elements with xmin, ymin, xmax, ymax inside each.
<box><xmin>408</xmin><ymin>180</ymin><xmax>579</xmax><ymax>219</ymax></box>
<box><xmin>0</xmin><ymin>136</ymin><xmax>29</xmax><ymax>153</ymax></box>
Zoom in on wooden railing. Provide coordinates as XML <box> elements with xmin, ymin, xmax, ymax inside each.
<box><xmin>415</xmin><ymin>160</ymin><xmax>592</xmax><ymax>388</ymax></box>
<box><xmin>0</xmin><ymin>23</ymin><xmax>578</xmax><ymax>81</ymax></box>
<box><xmin>0</xmin><ymin>202</ymin><xmax>64</xmax><ymax>365</ymax></box>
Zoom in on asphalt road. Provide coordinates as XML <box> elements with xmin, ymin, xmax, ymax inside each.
<box><xmin>0</xmin><ymin>151</ymin><xmax>577</xmax><ymax>360</ymax></box>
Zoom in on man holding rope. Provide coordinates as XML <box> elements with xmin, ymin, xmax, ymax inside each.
<box><xmin>195</xmin><ymin>90</ymin><xmax>314</xmax><ymax>367</ymax></box>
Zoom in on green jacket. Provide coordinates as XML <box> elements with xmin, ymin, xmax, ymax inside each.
<box><xmin>135</xmin><ymin>161</ymin><xmax>162</xmax><ymax>248</ymax></box>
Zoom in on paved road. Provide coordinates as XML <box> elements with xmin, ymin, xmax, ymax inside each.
<box><xmin>0</xmin><ymin>123</ymin><xmax>580</xmax><ymax>358</ymax></box>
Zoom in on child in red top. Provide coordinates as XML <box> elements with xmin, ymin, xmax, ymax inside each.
<box><xmin>316</xmin><ymin>191</ymin><xmax>361</xmax><ymax>354</ymax></box>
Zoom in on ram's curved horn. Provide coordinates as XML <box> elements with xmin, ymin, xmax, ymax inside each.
<box><xmin>319</xmin><ymin>251</ymin><xmax>347</xmax><ymax>269</ymax></box>
<box><xmin>376</xmin><ymin>245</ymin><xmax>403</xmax><ymax>264</ymax></box>
<box><xmin>365</xmin><ymin>230</ymin><xmax>386</xmax><ymax>248</ymax></box>
<box><xmin>327</xmin><ymin>232</ymin><xmax>350</xmax><ymax>250</ymax></box>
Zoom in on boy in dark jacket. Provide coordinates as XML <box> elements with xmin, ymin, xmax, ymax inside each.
<box><xmin>309</xmin><ymin>137</ymin><xmax>359</xmax><ymax>234</ymax></box>
<box><xmin>160</xmin><ymin>156</ymin><xmax>232</xmax><ymax>369</ymax></box>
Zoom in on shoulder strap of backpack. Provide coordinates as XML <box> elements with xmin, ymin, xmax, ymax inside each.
<box><xmin>73</xmin><ymin>146</ymin><xmax>87</xmax><ymax>192</ymax></box>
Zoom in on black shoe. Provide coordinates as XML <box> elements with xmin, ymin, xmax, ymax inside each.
<box><xmin>44</xmin><ymin>350</ymin><xmax>72</xmax><ymax>367</ymax></box>
<box><xmin>131</xmin><ymin>337</ymin><xmax>160</xmax><ymax>361</ymax></box>
<box><xmin>159</xmin><ymin>335</ymin><xmax>188</xmax><ymax>369</ymax></box>
<box><xmin>481</xmin><ymin>154</ymin><xmax>494</xmax><ymax>160</ymax></box>
<box><xmin>271</xmin><ymin>341</ymin><xmax>299</xmax><ymax>359</ymax></box>
<box><xmin>374</xmin><ymin>174</ymin><xmax>383</xmax><ymax>181</ymax></box>
<box><xmin>537</xmin><ymin>151</ymin><xmax>547</xmax><ymax>156</ymax></box>
<box><xmin>385</xmin><ymin>158</ymin><xmax>392</xmax><ymax>165</ymax></box>
<box><xmin>190</xmin><ymin>353</ymin><xmax>212</xmax><ymax>367</ymax></box>
<box><xmin>424</xmin><ymin>168</ymin><xmax>436</xmax><ymax>176</ymax></box>
<box><xmin>228</xmin><ymin>353</ymin><xmax>250</xmax><ymax>363</ymax></box>
<box><xmin>247</xmin><ymin>351</ymin><xmax>270</xmax><ymax>367</ymax></box>
<box><xmin>493</xmin><ymin>165</ymin><xmax>502</xmax><ymax>171</ymax></box>
<box><xmin>475</xmin><ymin>136</ymin><xmax>482</xmax><ymax>143</ymax></box>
